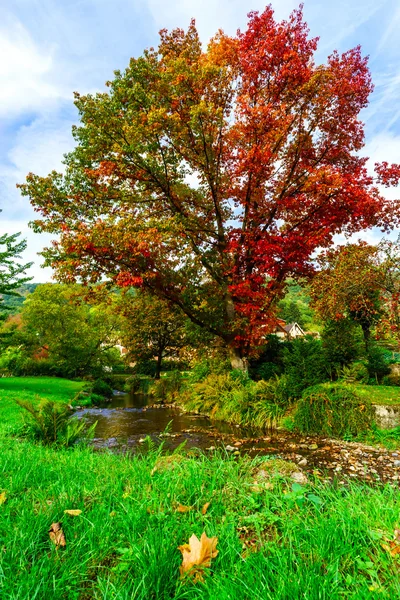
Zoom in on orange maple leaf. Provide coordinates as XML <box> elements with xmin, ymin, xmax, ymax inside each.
<box><xmin>178</xmin><ymin>532</ymin><xmax>218</xmax><ymax>580</ymax></box>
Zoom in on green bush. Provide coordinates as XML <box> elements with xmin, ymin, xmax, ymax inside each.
<box><xmin>294</xmin><ymin>384</ymin><xmax>374</xmax><ymax>438</ymax></box>
<box><xmin>366</xmin><ymin>344</ymin><xmax>390</xmax><ymax>383</ymax></box>
<box><xmin>340</xmin><ymin>362</ymin><xmax>369</xmax><ymax>384</ymax></box>
<box><xmin>16</xmin><ymin>399</ymin><xmax>97</xmax><ymax>447</ymax></box>
<box><xmin>92</xmin><ymin>378</ymin><xmax>113</xmax><ymax>398</ymax></box>
<box><xmin>152</xmin><ymin>371</ymin><xmax>183</xmax><ymax>402</ymax></box>
<box><xmin>282</xmin><ymin>337</ymin><xmax>328</xmax><ymax>398</ymax></box>
<box><xmin>180</xmin><ymin>372</ymin><xmax>287</xmax><ymax>430</ymax></box>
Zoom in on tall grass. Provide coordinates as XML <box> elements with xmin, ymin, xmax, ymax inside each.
<box><xmin>294</xmin><ymin>384</ymin><xmax>374</xmax><ymax>437</ymax></box>
<box><xmin>180</xmin><ymin>373</ymin><xmax>288</xmax><ymax>430</ymax></box>
<box><xmin>0</xmin><ymin>440</ymin><xmax>399</xmax><ymax>599</ymax></box>
<box><xmin>16</xmin><ymin>398</ymin><xmax>96</xmax><ymax>447</ymax></box>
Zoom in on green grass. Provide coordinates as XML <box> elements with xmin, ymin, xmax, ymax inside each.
<box><xmin>0</xmin><ymin>376</ymin><xmax>84</xmax><ymax>398</ymax></box>
<box><xmin>0</xmin><ymin>377</ymin><xmax>85</xmax><ymax>434</ymax></box>
<box><xmin>1</xmin><ymin>442</ymin><xmax>399</xmax><ymax>599</ymax></box>
<box><xmin>353</xmin><ymin>384</ymin><xmax>400</xmax><ymax>406</ymax></box>
<box><xmin>0</xmin><ymin>377</ymin><xmax>399</xmax><ymax>598</ymax></box>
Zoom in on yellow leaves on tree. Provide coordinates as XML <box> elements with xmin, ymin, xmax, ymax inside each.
<box><xmin>178</xmin><ymin>532</ymin><xmax>218</xmax><ymax>580</ymax></box>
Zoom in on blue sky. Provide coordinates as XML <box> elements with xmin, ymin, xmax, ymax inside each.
<box><xmin>1</xmin><ymin>0</ymin><xmax>400</xmax><ymax>281</ymax></box>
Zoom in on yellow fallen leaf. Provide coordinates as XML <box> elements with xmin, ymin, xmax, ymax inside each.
<box><xmin>49</xmin><ymin>522</ymin><xmax>66</xmax><ymax>548</ymax></box>
<box><xmin>178</xmin><ymin>532</ymin><xmax>218</xmax><ymax>580</ymax></box>
<box><xmin>176</xmin><ymin>504</ymin><xmax>193</xmax><ymax>513</ymax></box>
<box><xmin>64</xmin><ymin>509</ymin><xmax>82</xmax><ymax>516</ymax></box>
<box><xmin>0</xmin><ymin>492</ymin><xmax>6</xmax><ymax>505</ymax></box>
<box><xmin>201</xmin><ymin>502</ymin><xmax>210</xmax><ymax>515</ymax></box>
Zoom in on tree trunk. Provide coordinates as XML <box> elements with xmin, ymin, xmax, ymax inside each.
<box><xmin>360</xmin><ymin>322</ymin><xmax>371</xmax><ymax>352</ymax></box>
<box><xmin>228</xmin><ymin>346</ymin><xmax>247</xmax><ymax>371</ymax></box>
<box><xmin>155</xmin><ymin>352</ymin><xmax>163</xmax><ymax>379</ymax></box>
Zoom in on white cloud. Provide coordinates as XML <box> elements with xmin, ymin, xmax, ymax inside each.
<box><xmin>0</xmin><ymin>21</ymin><xmax>66</xmax><ymax>117</ymax></box>
<box><xmin>0</xmin><ymin>112</ymin><xmax>75</xmax><ymax>282</ymax></box>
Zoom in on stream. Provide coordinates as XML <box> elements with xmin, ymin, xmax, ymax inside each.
<box><xmin>74</xmin><ymin>392</ymin><xmax>400</xmax><ymax>485</ymax></box>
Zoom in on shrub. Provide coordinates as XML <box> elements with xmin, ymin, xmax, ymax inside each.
<box><xmin>321</xmin><ymin>319</ymin><xmax>365</xmax><ymax>377</ymax></box>
<box><xmin>180</xmin><ymin>372</ymin><xmax>287</xmax><ymax>430</ymax></box>
<box><xmin>152</xmin><ymin>371</ymin><xmax>183</xmax><ymax>402</ymax></box>
<box><xmin>92</xmin><ymin>379</ymin><xmax>113</xmax><ymax>398</ymax></box>
<box><xmin>340</xmin><ymin>362</ymin><xmax>369</xmax><ymax>384</ymax></box>
<box><xmin>294</xmin><ymin>384</ymin><xmax>374</xmax><ymax>438</ymax></box>
<box><xmin>282</xmin><ymin>337</ymin><xmax>328</xmax><ymax>398</ymax></box>
<box><xmin>366</xmin><ymin>344</ymin><xmax>390</xmax><ymax>383</ymax></box>
<box><xmin>16</xmin><ymin>399</ymin><xmax>97</xmax><ymax>447</ymax></box>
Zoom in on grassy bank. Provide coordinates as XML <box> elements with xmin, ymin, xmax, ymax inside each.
<box><xmin>1</xmin><ymin>440</ymin><xmax>400</xmax><ymax>599</ymax></box>
<box><xmin>1</xmin><ymin>376</ymin><xmax>400</xmax><ymax>598</ymax></box>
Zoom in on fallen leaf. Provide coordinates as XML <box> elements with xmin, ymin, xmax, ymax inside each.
<box><xmin>381</xmin><ymin>528</ymin><xmax>400</xmax><ymax>557</ymax></box>
<box><xmin>49</xmin><ymin>522</ymin><xmax>66</xmax><ymax>548</ymax></box>
<box><xmin>0</xmin><ymin>492</ymin><xmax>6</xmax><ymax>505</ymax></box>
<box><xmin>176</xmin><ymin>503</ymin><xmax>193</xmax><ymax>513</ymax></box>
<box><xmin>178</xmin><ymin>532</ymin><xmax>218</xmax><ymax>580</ymax></box>
<box><xmin>201</xmin><ymin>502</ymin><xmax>211</xmax><ymax>515</ymax></box>
<box><xmin>64</xmin><ymin>509</ymin><xmax>82</xmax><ymax>516</ymax></box>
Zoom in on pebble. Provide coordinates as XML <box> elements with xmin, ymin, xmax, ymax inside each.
<box><xmin>291</xmin><ymin>471</ymin><xmax>308</xmax><ymax>484</ymax></box>
<box><xmin>297</xmin><ymin>458</ymin><xmax>308</xmax><ymax>467</ymax></box>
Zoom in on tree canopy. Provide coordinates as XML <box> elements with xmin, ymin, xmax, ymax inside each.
<box><xmin>19</xmin><ymin>5</ymin><xmax>400</xmax><ymax>368</ymax></box>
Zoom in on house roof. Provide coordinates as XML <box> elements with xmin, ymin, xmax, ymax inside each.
<box><xmin>283</xmin><ymin>322</ymin><xmax>305</xmax><ymax>334</ymax></box>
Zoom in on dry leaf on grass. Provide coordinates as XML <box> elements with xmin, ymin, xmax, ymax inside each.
<box><xmin>0</xmin><ymin>492</ymin><xmax>6</xmax><ymax>505</ymax></box>
<box><xmin>381</xmin><ymin>528</ymin><xmax>400</xmax><ymax>557</ymax></box>
<box><xmin>178</xmin><ymin>532</ymin><xmax>218</xmax><ymax>580</ymax></box>
<box><xmin>201</xmin><ymin>502</ymin><xmax>210</xmax><ymax>515</ymax></box>
<box><xmin>49</xmin><ymin>522</ymin><xmax>66</xmax><ymax>548</ymax></box>
<box><xmin>176</xmin><ymin>504</ymin><xmax>193</xmax><ymax>513</ymax></box>
<box><xmin>64</xmin><ymin>509</ymin><xmax>82</xmax><ymax>516</ymax></box>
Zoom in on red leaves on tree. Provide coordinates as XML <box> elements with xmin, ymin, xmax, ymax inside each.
<box><xmin>19</xmin><ymin>5</ymin><xmax>400</xmax><ymax>364</ymax></box>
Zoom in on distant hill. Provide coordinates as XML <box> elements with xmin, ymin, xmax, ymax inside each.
<box><xmin>1</xmin><ymin>283</ymin><xmax>41</xmax><ymax>315</ymax></box>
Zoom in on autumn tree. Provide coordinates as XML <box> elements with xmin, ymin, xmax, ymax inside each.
<box><xmin>310</xmin><ymin>243</ymin><xmax>384</xmax><ymax>349</ymax></box>
<box><xmin>118</xmin><ymin>291</ymin><xmax>188</xmax><ymax>378</ymax></box>
<box><xmin>20</xmin><ymin>6</ymin><xmax>400</xmax><ymax>369</ymax></box>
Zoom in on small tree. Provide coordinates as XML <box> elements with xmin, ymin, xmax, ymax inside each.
<box><xmin>118</xmin><ymin>291</ymin><xmax>188</xmax><ymax>378</ymax></box>
<box><xmin>0</xmin><ymin>230</ymin><xmax>32</xmax><ymax>318</ymax></box>
<box><xmin>310</xmin><ymin>243</ymin><xmax>383</xmax><ymax>351</ymax></box>
<box><xmin>20</xmin><ymin>284</ymin><xmax>123</xmax><ymax>377</ymax></box>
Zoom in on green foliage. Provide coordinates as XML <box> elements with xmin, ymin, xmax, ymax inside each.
<box><xmin>0</xmin><ymin>229</ymin><xmax>32</xmax><ymax>319</ymax></box>
<box><xmin>188</xmin><ymin>358</ymin><xmax>231</xmax><ymax>383</ymax></box>
<box><xmin>282</xmin><ymin>337</ymin><xmax>328</xmax><ymax>398</ymax></box>
<box><xmin>17</xmin><ymin>283</ymin><xmax>124</xmax><ymax>378</ymax></box>
<box><xmin>123</xmin><ymin>374</ymin><xmax>153</xmax><ymax>395</ymax></box>
<box><xmin>181</xmin><ymin>372</ymin><xmax>288</xmax><ymax>430</ymax></box>
<box><xmin>366</xmin><ymin>343</ymin><xmax>390</xmax><ymax>383</ymax></box>
<box><xmin>152</xmin><ymin>371</ymin><xmax>183</xmax><ymax>402</ymax></box>
<box><xmin>16</xmin><ymin>398</ymin><xmax>96</xmax><ymax>447</ymax></box>
<box><xmin>91</xmin><ymin>379</ymin><xmax>113</xmax><ymax>398</ymax></box>
<box><xmin>248</xmin><ymin>335</ymin><xmax>284</xmax><ymax>381</ymax></box>
<box><xmin>340</xmin><ymin>362</ymin><xmax>369</xmax><ymax>384</ymax></box>
<box><xmin>278</xmin><ymin>281</ymin><xmax>316</xmax><ymax>329</ymax></box>
<box><xmin>1</xmin><ymin>283</ymin><xmax>39</xmax><ymax>314</ymax></box>
<box><xmin>321</xmin><ymin>319</ymin><xmax>365</xmax><ymax>377</ymax></box>
<box><xmin>357</xmin><ymin>423</ymin><xmax>400</xmax><ymax>449</ymax></box>
<box><xmin>118</xmin><ymin>291</ymin><xmax>189</xmax><ymax>378</ymax></box>
<box><xmin>294</xmin><ymin>384</ymin><xmax>374</xmax><ymax>438</ymax></box>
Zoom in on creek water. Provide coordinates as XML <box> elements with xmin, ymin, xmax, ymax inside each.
<box><xmin>74</xmin><ymin>392</ymin><xmax>400</xmax><ymax>484</ymax></box>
